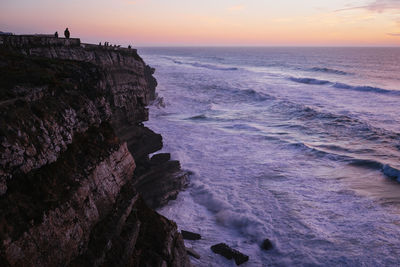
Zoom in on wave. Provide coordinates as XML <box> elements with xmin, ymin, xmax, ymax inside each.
<box><xmin>383</xmin><ymin>165</ymin><xmax>400</xmax><ymax>181</ymax></box>
<box><xmin>309</xmin><ymin>67</ymin><xmax>350</xmax><ymax>76</ymax></box>
<box><xmin>239</xmin><ymin>89</ymin><xmax>271</xmax><ymax>101</ymax></box>
<box><xmin>286</xmin><ymin>142</ymin><xmax>400</xmax><ymax>181</ymax></box>
<box><xmin>289</xmin><ymin>77</ymin><xmax>331</xmax><ymax>85</ymax></box>
<box><xmin>286</xmin><ymin>142</ymin><xmax>349</xmax><ymax>161</ymax></box>
<box><xmin>185</xmin><ymin>114</ymin><xmax>231</xmax><ymax>123</ymax></box>
<box><xmin>288</xmin><ymin>76</ymin><xmax>400</xmax><ymax>96</ymax></box>
<box><xmin>351</xmin><ymin>160</ymin><xmax>400</xmax><ymax>181</ymax></box>
<box><xmin>188</xmin><ymin>62</ymin><xmax>238</xmax><ymax>71</ymax></box>
<box><xmin>191</xmin><ymin>181</ymin><xmax>266</xmax><ymax>242</ymax></box>
<box><xmin>168</xmin><ymin>58</ymin><xmax>238</xmax><ymax>71</ymax></box>
<box><xmin>224</xmin><ymin>124</ymin><xmax>261</xmax><ymax>132</ymax></box>
<box><xmin>205</xmin><ymin>85</ymin><xmax>273</xmax><ymax>103</ymax></box>
<box><xmin>348</xmin><ymin>159</ymin><xmax>384</xmax><ymax>170</ymax></box>
<box><xmin>269</xmin><ymin>93</ymin><xmax>400</xmax><ymax>145</ymax></box>
<box><xmin>187</xmin><ymin>114</ymin><xmax>208</xmax><ymax>120</ymax></box>
<box><xmin>269</xmin><ymin>98</ymin><xmax>400</xmax><ymax>181</ymax></box>
<box><xmin>332</xmin><ymin>83</ymin><xmax>399</xmax><ymax>95</ymax></box>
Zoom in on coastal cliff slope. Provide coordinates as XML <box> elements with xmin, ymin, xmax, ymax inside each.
<box><xmin>0</xmin><ymin>35</ymin><xmax>189</xmax><ymax>266</ymax></box>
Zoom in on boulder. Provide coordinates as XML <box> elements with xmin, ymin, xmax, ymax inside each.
<box><xmin>181</xmin><ymin>230</ymin><xmax>201</xmax><ymax>240</ymax></box>
<box><xmin>186</xmin><ymin>247</ymin><xmax>201</xmax><ymax>259</ymax></box>
<box><xmin>261</xmin><ymin>239</ymin><xmax>273</xmax><ymax>250</ymax></box>
<box><xmin>210</xmin><ymin>243</ymin><xmax>249</xmax><ymax>265</ymax></box>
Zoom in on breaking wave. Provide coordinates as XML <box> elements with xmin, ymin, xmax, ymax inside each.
<box><xmin>187</xmin><ymin>114</ymin><xmax>208</xmax><ymax>120</ymax></box>
<box><xmin>289</xmin><ymin>77</ymin><xmax>331</xmax><ymax>85</ymax></box>
<box><xmin>287</xmin><ymin>142</ymin><xmax>400</xmax><ymax>181</ymax></box>
<box><xmin>351</xmin><ymin>161</ymin><xmax>400</xmax><ymax>181</ymax></box>
<box><xmin>204</xmin><ymin>85</ymin><xmax>273</xmax><ymax>103</ymax></box>
<box><xmin>382</xmin><ymin>165</ymin><xmax>400</xmax><ymax>180</ymax></box>
<box><xmin>288</xmin><ymin>76</ymin><xmax>400</xmax><ymax>95</ymax></box>
<box><xmin>191</xmin><ymin>181</ymin><xmax>266</xmax><ymax>242</ymax></box>
<box><xmin>168</xmin><ymin>58</ymin><xmax>238</xmax><ymax>71</ymax></box>
<box><xmin>332</xmin><ymin>83</ymin><xmax>398</xmax><ymax>95</ymax></box>
<box><xmin>309</xmin><ymin>67</ymin><xmax>350</xmax><ymax>76</ymax></box>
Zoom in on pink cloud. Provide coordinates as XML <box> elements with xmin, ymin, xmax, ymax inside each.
<box><xmin>336</xmin><ymin>0</ymin><xmax>400</xmax><ymax>12</ymax></box>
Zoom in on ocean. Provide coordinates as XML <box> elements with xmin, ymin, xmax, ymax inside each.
<box><xmin>138</xmin><ymin>47</ymin><xmax>400</xmax><ymax>266</ymax></box>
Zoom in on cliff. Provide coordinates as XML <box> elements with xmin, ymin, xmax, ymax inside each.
<box><xmin>0</xmin><ymin>35</ymin><xmax>189</xmax><ymax>266</ymax></box>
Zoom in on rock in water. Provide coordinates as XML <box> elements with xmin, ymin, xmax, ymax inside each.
<box><xmin>151</xmin><ymin>153</ymin><xmax>171</xmax><ymax>165</ymax></box>
<box><xmin>261</xmin><ymin>238</ymin><xmax>273</xmax><ymax>250</ymax></box>
<box><xmin>210</xmin><ymin>243</ymin><xmax>249</xmax><ymax>265</ymax></box>
<box><xmin>181</xmin><ymin>230</ymin><xmax>202</xmax><ymax>240</ymax></box>
<box><xmin>186</xmin><ymin>247</ymin><xmax>201</xmax><ymax>259</ymax></box>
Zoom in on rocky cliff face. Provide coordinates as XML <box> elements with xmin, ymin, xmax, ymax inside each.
<box><xmin>0</xmin><ymin>36</ymin><xmax>189</xmax><ymax>266</ymax></box>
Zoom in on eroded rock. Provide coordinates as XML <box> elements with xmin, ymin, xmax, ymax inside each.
<box><xmin>186</xmin><ymin>247</ymin><xmax>201</xmax><ymax>259</ymax></box>
<box><xmin>211</xmin><ymin>243</ymin><xmax>249</xmax><ymax>265</ymax></box>
<box><xmin>181</xmin><ymin>230</ymin><xmax>201</xmax><ymax>241</ymax></box>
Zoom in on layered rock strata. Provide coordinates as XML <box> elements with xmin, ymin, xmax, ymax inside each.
<box><xmin>0</xmin><ymin>36</ymin><xmax>189</xmax><ymax>266</ymax></box>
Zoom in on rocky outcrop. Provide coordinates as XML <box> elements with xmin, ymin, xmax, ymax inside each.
<box><xmin>211</xmin><ymin>243</ymin><xmax>249</xmax><ymax>265</ymax></box>
<box><xmin>116</xmin><ymin>125</ymin><xmax>187</xmax><ymax>208</ymax></box>
<box><xmin>181</xmin><ymin>230</ymin><xmax>201</xmax><ymax>241</ymax></box>
<box><xmin>0</xmin><ymin>36</ymin><xmax>189</xmax><ymax>266</ymax></box>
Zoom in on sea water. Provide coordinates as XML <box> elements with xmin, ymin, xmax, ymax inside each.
<box><xmin>138</xmin><ymin>47</ymin><xmax>400</xmax><ymax>266</ymax></box>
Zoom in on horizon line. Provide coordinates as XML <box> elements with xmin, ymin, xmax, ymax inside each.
<box><xmin>136</xmin><ymin>44</ymin><xmax>400</xmax><ymax>48</ymax></box>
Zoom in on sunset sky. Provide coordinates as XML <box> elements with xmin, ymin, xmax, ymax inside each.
<box><xmin>1</xmin><ymin>0</ymin><xmax>399</xmax><ymax>46</ymax></box>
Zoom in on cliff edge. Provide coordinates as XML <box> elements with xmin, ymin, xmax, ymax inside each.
<box><xmin>0</xmin><ymin>35</ymin><xmax>189</xmax><ymax>266</ymax></box>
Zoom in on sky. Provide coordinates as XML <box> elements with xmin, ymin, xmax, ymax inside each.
<box><xmin>1</xmin><ymin>0</ymin><xmax>399</xmax><ymax>46</ymax></box>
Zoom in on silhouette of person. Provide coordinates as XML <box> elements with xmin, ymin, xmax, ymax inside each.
<box><xmin>54</xmin><ymin>31</ymin><xmax>58</xmax><ymax>38</ymax></box>
<box><xmin>64</xmin><ymin>28</ymin><xmax>70</xmax><ymax>39</ymax></box>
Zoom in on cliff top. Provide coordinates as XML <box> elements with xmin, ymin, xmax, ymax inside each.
<box><xmin>0</xmin><ymin>34</ymin><xmax>138</xmax><ymax>54</ymax></box>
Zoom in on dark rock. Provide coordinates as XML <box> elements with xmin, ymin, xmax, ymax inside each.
<box><xmin>116</xmin><ymin>125</ymin><xmax>163</xmax><ymax>162</ymax></box>
<box><xmin>134</xmin><ymin>160</ymin><xmax>188</xmax><ymax>209</ymax></box>
<box><xmin>151</xmin><ymin>153</ymin><xmax>171</xmax><ymax>165</ymax></box>
<box><xmin>211</xmin><ymin>243</ymin><xmax>249</xmax><ymax>265</ymax></box>
<box><xmin>131</xmin><ymin>197</ymin><xmax>190</xmax><ymax>266</ymax></box>
<box><xmin>261</xmin><ymin>239</ymin><xmax>273</xmax><ymax>250</ymax></box>
<box><xmin>181</xmin><ymin>230</ymin><xmax>201</xmax><ymax>240</ymax></box>
<box><xmin>145</xmin><ymin>65</ymin><xmax>158</xmax><ymax>100</ymax></box>
<box><xmin>186</xmin><ymin>247</ymin><xmax>201</xmax><ymax>259</ymax></box>
<box><xmin>0</xmin><ymin>124</ymin><xmax>136</xmax><ymax>266</ymax></box>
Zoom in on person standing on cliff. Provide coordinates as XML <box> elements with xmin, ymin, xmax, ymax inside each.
<box><xmin>54</xmin><ymin>31</ymin><xmax>58</xmax><ymax>38</ymax></box>
<box><xmin>64</xmin><ymin>28</ymin><xmax>70</xmax><ymax>39</ymax></box>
